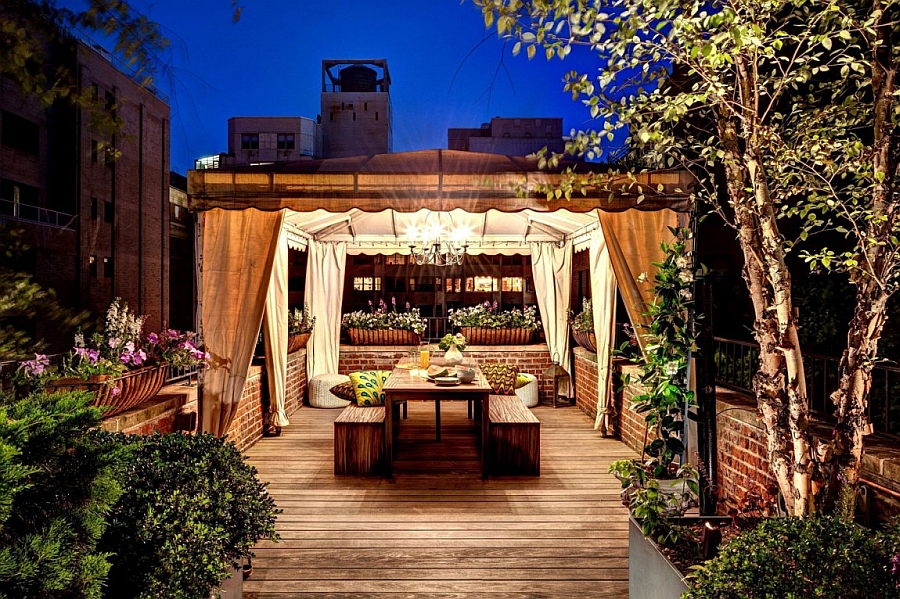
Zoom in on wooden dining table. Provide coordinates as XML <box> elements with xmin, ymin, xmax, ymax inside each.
<box><xmin>382</xmin><ymin>366</ymin><xmax>493</xmax><ymax>479</ymax></box>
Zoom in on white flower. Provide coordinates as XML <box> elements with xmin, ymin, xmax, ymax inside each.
<box><xmin>675</xmin><ymin>256</ymin><xmax>688</xmax><ymax>268</ymax></box>
<box><xmin>678</xmin><ymin>270</ymin><xmax>694</xmax><ymax>284</ymax></box>
<box><xmin>679</xmin><ymin>289</ymin><xmax>693</xmax><ymax>300</ymax></box>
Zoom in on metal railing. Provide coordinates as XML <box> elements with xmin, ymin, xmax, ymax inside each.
<box><xmin>422</xmin><ymin>317</ymin><xmax>452</xmax><ymax>342</ymax></box>
<box><xmin>713</xmin><ymin>337</ymin><xmax>900</xmax><ymax>439</ymax></box>
<box><xmin>0</xmin><ymin>199</ymin><xmax>76</xmax><ymax>230</ymax></box>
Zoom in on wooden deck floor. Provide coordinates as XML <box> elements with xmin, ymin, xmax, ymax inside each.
<box><xmin>243</xmin><ymin>400</ymin><xmax>637</xmax><ymax>598</ymax></box>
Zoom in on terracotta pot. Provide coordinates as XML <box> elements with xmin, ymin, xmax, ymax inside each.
<box><xmin>573</xmin><ymin>330</ymin><xmax>598</xmax><ymax>353</ymax></box>
<box><xmin>287</xmin><ymin>332</ymin><xmax>311</xmax><ymax>353</ymax></box>
<box><xmin>346</xmin><ymin>328</ymin><xmax>422</xmax><ymax>346</ymax></box>
<box><xmin>459</xmin><ymin>326</ymin><xmax>533</xmax><ymax>345</ymax></box>
<box><xmin>45</xmin><ymin>364</ymin><xmax>169</xmax><ymax>417</ymax></box>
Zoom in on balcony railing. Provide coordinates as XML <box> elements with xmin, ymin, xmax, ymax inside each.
<box><xmin>0</xmin><ymin>199</ymin><xmax>76</xmax><ymax>230</ymax></box>
<box><xmin>713</xmin><ymin>337</ymin><xmax>900</xmax><ymax>439</ymax></box>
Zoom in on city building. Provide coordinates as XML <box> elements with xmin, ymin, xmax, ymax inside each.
<box><xmin>448</xmin><ymin>117</ymin><xmax>567</xmax><ymax>156</ymax></box>
<box><xmin>321</xmin><ymin>59</ymin><xmax>392</xmax><ymax>158</ymax></box>
<box><xmin>0</xmin><ymin>32</ymin><xmax>170</xmax><ymax>345</ymax></box>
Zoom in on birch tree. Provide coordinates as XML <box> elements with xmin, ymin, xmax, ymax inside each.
<box><xmin>474</xmin><ymin>0</ymin><xmax>900</xmax><ymax>517</ymax></box>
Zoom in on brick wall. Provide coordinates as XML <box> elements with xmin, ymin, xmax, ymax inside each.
<box><xmin>101</xmin><ymin>348</ymin><xmax>309</xmax><ymax>453</ymax></box>
<box><xmin>337</xmin><ymin>344</ymin><xmax>557</xmax><ymax>405</ymax></box>
<box><xmin>573</xmin><ymin>348</ymin><xmax>599</xmax><ymax>421</ymax></box>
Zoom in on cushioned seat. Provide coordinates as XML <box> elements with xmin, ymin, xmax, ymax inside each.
<box><xmin>309</xmin><ymin>373</ymin><xmax>351</xmax><ymax>408</ymax></box>
<box><xmin>515</xmin><ymin>372</ymin><xmax>539</xmax><ymax>408</ymax></box>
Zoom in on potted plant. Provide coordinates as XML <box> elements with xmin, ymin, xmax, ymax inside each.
<box><xmin>287</xmin><ymin>305</ymin><xmax>315</xmax><ymax>352</ymax></box>
<box><xmin>341</xmin><ymin>297</ymin><xmax>426</xmax><ymax>345</ymax></box>
<box><xmin>448</xmin><ymin>301</ymin><xmax>541</xmax><ymax>345</ymax></box>
<box><xmin>99</xmin><ymin>431</ymin><xmax>281</xmax><ymax>599</ymax></box>
<box><xmin>438</xmin><ymin>332</ymin><xmax>467</xmax><ymax>365</ymax></box>
<box><xmin>569</xmin><ymin>297</ymin><xmax>597</xmax><ymax>352</ymax></box>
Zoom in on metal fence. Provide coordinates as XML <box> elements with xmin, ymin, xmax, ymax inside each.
<box><xmin>713</xmin><ymin>337</ymin><xmax>900</xmax><ymax>438</ymax></box>
<box><xmin>0</xmin><ymin>199</ymin><xmax>76</xmax><ymax>230</ymax></box>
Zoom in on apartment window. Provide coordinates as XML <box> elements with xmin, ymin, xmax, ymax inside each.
<box><xmin>105</xmin><ymin>90</ymin><xmax>115</xmax><ymax>112</ymax></box>
<box><xmin>409</xmin><ymin>278</ymin><xmax>416</xmax><ymax>291</ymax></box>
<box><xmin>502</xmin><ymin>277</ymin><xmax>523</xmax><ymax>292</ymax></box>
<box><xmin>102</xmin><ymin>256</ymin><xmax>112</xmax><ymax>278</ymax></box>
<box><xmin>2</xmin><ymin>111</ymin><xmax>39</xmax><ymax>155</ymax></box>
<box><xmin>473</xmin><ymin>276</ymin><xmax>496</xmax><ymax>292</ymax></box>
<box><xmin>352</xmin><ymin>112</ymin><xmax>356</xmax><ymax>121</ymax></box>
<box><xmin>91</xmin><ymin>83</ymin><xmax>99</xmax><ymax>101</ymax></box>
<box><xmin>240</xmin><ymin>134</ymin><xmax>259</xmax><ymax>150</ymax></box>
<box><xmin>89</xmin><ymin>255</ymin><xmax>97</xmax><ymax>277</ymax></box>
<box><xmin>104</xmin><ymin>200</ymin><xmax>114</xmax><ymax>223</ymax></box>
<box><xmin>445</xmin><ymin>278</ymin><xmax>462</xmax><ymax>293</ymax></box>
<box><xmin>90</xmin><ymin>197</ymin><xmax>98</xmax><ymax>220</ymax></box>
<box><xmin>91</xmin><ymin>140</ymin><xmax>99</xmax><ymax>163</ymax></box>
<box><xmin>375</xmin><ymin>112</ymin><xmax>379</xmax><ymax>121</ymax></box>
<box><xmin>353</xmin><ymin>276</ymin><xmax>381</xmax><ymax>291</ymax></box>
<box><xmin>276</xmin><ymin>133</ymin><xmax>295</xmax><ymax>150</ymax></box>
<box><xmin>385</xmin><ymin>255</ymin><xmax>406</xmax><ymax>265</ymax></box>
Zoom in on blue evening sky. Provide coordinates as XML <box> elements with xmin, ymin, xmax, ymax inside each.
<box><xmin>66</xmin><ymin>0</ymin><xmax>607</xmax><ymax>175</ymax></box>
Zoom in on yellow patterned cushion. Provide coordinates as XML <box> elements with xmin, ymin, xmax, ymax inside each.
<box><xmin>348</xmin><ymin>370</ymin><xmax>391</xmax><ymax>406</ymax></box>
<box><xmin>480</xmin><ymin>363</ymin><xmax>518</xmax><ymax>395</ymax></box>
<box><xmin>329</xmin><ymin>381</ymin><xmax>356</xmax><ymax>402</ymax></box>
<box><xmin>515</xmin><ymin>373</ymin><xmax>532</xmax><ymax>389</ymax></box>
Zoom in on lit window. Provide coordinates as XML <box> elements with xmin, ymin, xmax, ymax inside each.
<box><xmin>445</xmin><ymin>278</ymin><xmax>454</xmax><ymax>293</ymax></box>
<box><xmin>409</xmin><ymin>278</ymin><xmax>416</xmax><ymax>291</ymax></box>
<box><xmin>465</xmin><ymin>278</ymin><xmax>474</xmax><ymax>292</ymax></box>
<box><xmin>446</xmin><ymin>278</ymin><xmax>462</xmax><ymax>293</ymax></box>
<box><xmin>89</xmin><ymin>255</ymin><xmax>97</xmax><ymax>277</ymax></box>
<box><xmin>474</xmin><ymin>276</ymin><xmax>496</xmax><ymax>292</ymax></box>
<box><xmin>353</xmin><ymin>277</ymin><xmax>381</xmax><ymax>291</ymax></box>
<box><xmin>277</xmin><ymin>133</ymin><xmax>295</xmax><ymax>150</ymax></box>
<box><xmin>385</xmin><ymin>254</ymin><xmax>406</xmax><ymax>265</ymax></box>
<box><xmin>241</xmin><ymin>134</ymin><xmax>259</xmax><ymax>150</ymax></box>
<box><xmin>502</xmin><ymin>277</ymin><xmax>523</xmax><ymax>292</ymax></box>
<box><xmin>455</xmin><ymin>278</ymin><xmax>462</xmax><ymax>293</ymax></box>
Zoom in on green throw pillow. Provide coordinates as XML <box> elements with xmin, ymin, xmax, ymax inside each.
<box><xmin>515</xmin><ymin>373</ymin><xmax>532</xmax><ymax>389</ymax></box>
<box><xmin>348</xmin><ymin>370</ymin><xmax>391</xmax><ymax>406</ymax></box>
<box><xmin>329</xmin><ymin>381</ymin><xmax>356</xmax><ymax>402</ymax></box>
<box><xmin>480</xmin><ymin>363</ymin><xmax>518</xmax><ymax>395</ymax></box>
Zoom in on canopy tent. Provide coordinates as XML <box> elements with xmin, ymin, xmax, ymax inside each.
<box><xmin>188</xmin><ymin>149</ymin><xmax>691</xmax><ymax>437</ymax></box>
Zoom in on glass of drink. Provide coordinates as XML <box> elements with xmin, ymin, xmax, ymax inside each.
<box><xmin>418</xmin><ymin>342</ymin><xmax>430</xmax><ymax>369</ymax></box>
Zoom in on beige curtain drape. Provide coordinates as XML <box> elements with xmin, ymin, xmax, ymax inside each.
<box><xmin>598</xmin><ymin>209</ymin><xmax>683</xmax><ymax>350</ymax></box>
<box><xmin>263</xmin><ymin>222</ymin><xmax>290</xmax><ymax>428</ymax></box>
<box><xmin>589</xmin><ymin>228</ymin><xmax>618</xmax><ymax>435</ymax></box>
<box><xmin>307</xmin><ymin>240</ymin><xmax>347</xmax><ymax>378</ymax></box>
<box><xmin>530</xmin><ymin>240</ymin><xmax>573</xmax><ymax>395</ymax></box>
<box><xmin>199</xmin><ymin>208</ymin><xmax>285</xmax><ymax>437</ymax></box>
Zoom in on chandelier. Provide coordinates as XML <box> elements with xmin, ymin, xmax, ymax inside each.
<box><xmin>407</xmin><ymin>212</ymin><xmax>469</xmax><ymax>267</ymax></box>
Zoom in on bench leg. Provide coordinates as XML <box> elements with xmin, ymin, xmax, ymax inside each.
<box><xmin>435</xmin><ymin>400</ymin><xmax>441</xmax><ymax>442</ymax></box>
<box><xmin>467</xmin><ymin>400</ymin><xmax>472</xmax><ymax>419</ymax></box>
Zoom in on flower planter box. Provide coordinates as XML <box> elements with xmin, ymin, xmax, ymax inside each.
<box><xmin>45</xmin><ymin>364</ymin><xmax>169</xmax><ymax>417</ymax></box>
<box><xmin>346</xmin><ymin>328</ymin><xmax>422</xmax><ymax>346</ymax></box>
<box><xmin>629</xmin><ymin>515</ymin><xmax>732</xmax><ymax>599</ymax></box>
<box><xmin>572</xmin><ymin>331</ymin><xmax>598</xmax><ymax>353</ymax></box>
<box><xmin>287</xmin><ymin>333</ymin><xmax>311</xmax><ymax>353</ymax></box>
<box><xmin>459</xmin><ymin>326</ymin><xmax>533</xmax><ymax>345</ymax></box>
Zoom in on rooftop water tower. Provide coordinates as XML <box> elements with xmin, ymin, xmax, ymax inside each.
<box><xmin>321</xmin><ymin>59</ymin><xmax>392</xmax><ymax>158</ymax></box>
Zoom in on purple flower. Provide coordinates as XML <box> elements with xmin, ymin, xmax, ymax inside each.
<box><xmin>87</xmin><ymin>349</ymin><xmax>99</xmax><ymax>363</ymax></box>
<box><xmin>21</xmin><ymin>353</ymin><xmax>49</xmax><ymax>377</ymax></box>
<box><xmin>119</xmin><ymin>352</ymin><xmax>131</xmax><ymax>365</ymax></box>
<box><xmin>132</xmin><ymin>349</ymin><xmax>146</xmax><ymax>366</ymax></box>
<box><xmin>166</xmin><ymin>329</ymin><xmax>179</xmax><ymax>339</ymax></box>
<box><xmin>147</xmin><ymin>332</ymin><xmax>159</xmax><ymax>344</ymax></box>
<box><xmin>111</xmin><ymin>386</ymin><xmax>121</xmax><ymax>396</ymax></box>
<box><xmin>75</xmin><ymin>347</ymin><xmax>88</xmax><ymax>358</ymax></box>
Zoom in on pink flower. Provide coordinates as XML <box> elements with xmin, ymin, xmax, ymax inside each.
<box><xmin>87</xmin><ymin>349</ymin><xmax>99</xmax><ymax>363</ymax></box>
<box><xmin>75</xmin><ymin>347</ymin><xmax>88</xmax><ymax>358</ymax></box>
<box><xmin>108</xmin><ymin>337</ymin><xmax>121</xmax><ymax>349</ymax></box>
<box><xmin>147</xmin><ymin>332</ymin><xmax>159</xmax><ymax>344</ymax></box>
<box><xmin>125</xmin><ymin>341</ymin><xmax>135</xmax><ymax>352</ymax></box>
<box><xmin>111</xmin><ymin>386</ymin><xmax>121</xmax><ymax>396</ymax></box>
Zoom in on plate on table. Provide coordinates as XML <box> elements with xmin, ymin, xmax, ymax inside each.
<box><xmin>432</xmin><ymin>376</ymin><xmax>460</xmax><ymax>386</ymax></box>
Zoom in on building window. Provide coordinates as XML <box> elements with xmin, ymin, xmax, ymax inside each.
<box><xmin>409</xmin><ymin>278</ymin><xmax>416</xmax><ymax>291</ymax></box>
<box><xmin>445</xmin><ymin>278</ymin><xmax>462</xmax><ymax>293</ymax></box>
<box><xmin>240</xmin><ymin>134</ymin><xmax>259</xmax><ymax>150</ymax></box>
<box><xmin>385</xmin><ymin>255</ymin><xmax>406</xmax><ymax>265</ymax></box>
<box><xmin>89</xmin><ymin>255</ymin><xmax>97</xmax><ymax>277</ymax></box>
<box><xmin>277</xmin><ymin>133</ymin><xmax>295</xmax><ymax>150</ymax></box>
<box><xmin>353</xmin><ymin>276</ymin><xmax>381</xmax><ymax>291</ymax></box>
<box><xmin>102</xmin><ymin>256</ymin><xmax>112</xmax><ymax>278</ymax></box>
<box><xmin>375</xmin><ymin>112</ymin><xmax>379</xmax><ymax>121</ymax></box>
<box><xmin>473</xmin><ymin>276</ymin><xmax>496</xmax><ymax>292</ymax></box>
<box><xmin>2</xmin><ymin>111</ymin><xmax>39</xmax><ymax>155</ymax></box>
<box><xmin>91</xmin><ymin>140</ymin><xmax>99</xmax><ymax>163</ymax></box>
<box><xmin>502</xmin><ymin>277</ymin><xmax>523</xmax><ymax>292</ymax></box>
<box><xmin>90</xmin><ymin>197</ymin><xmax>98</xmax><ymax>219</ymax></box>
<box><xmin>352</xmin><ymin>112</ymin><xmax>356</xmax><ymax>121</ymax></box>
<box><xmin>104</xmin><ymin>200</ymin><xmax>114</xmax><ymax>223</ymax></box>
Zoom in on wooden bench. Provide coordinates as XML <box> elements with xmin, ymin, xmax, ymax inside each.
<box><xmin>333</xmin><ymin>403</ymin><xmax>399</xmax><ymax>475</ymax></box>
<box><xmin>488</xmin><ymin>394</ymin><xmax>540</xmax><ymax>476</ymax></box>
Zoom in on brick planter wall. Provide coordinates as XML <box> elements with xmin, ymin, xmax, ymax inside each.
<box><xmin>573</xmin><ymin>348</ymin><xmax>599</xmax><ymax>421</ymax></box>
<box><xmin>338</xmin><ymin>344</ymin><xmax>557</xmax><ymax>405</ymax></box>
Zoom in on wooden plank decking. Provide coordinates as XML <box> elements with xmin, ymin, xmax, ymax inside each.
<box><xmin>243</xmin><ymin>400</ymin><xmax>636</xmax><ymax>598</ymax></box>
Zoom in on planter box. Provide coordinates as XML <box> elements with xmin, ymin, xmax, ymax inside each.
<box><xmin>460</xmin><ymin>326</ymin><xmax>533</xmax><ymax>345</ymax></box>
<box><xmin>287</xmin><ymin>332</ymin><xmax>311</xmax><ymax>353</ymax></box>
<box><xmin>629</xmin><ymin>516</ymin><xmax>731</xmax><ymax>599</ymax></box>
<box><xmin>572</xmin><ymin>331</ymin><xmax>597</xmax><ymax>353</ymax></box>
<box><xmin>46</xmin><ymin>364</ymin><xmax>169</xmax><ymax>417</ymax></box>
<box><xmin>346</xmin><ymin>328</ymin><xmax>422</xmax><ymax>346</ymax></box>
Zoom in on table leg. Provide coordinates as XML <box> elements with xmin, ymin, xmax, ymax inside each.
<box><xmin>435</xmin><ymin>400</ymin><xmax>441</xmax><ymax>442</ymax></box>
<box><xmin>384</xmin><ymin>395</ymin><xmax>393</xmax><ymax>479</ymax></box>
<box><xmin>481</xmin><ymin>394</ymin><xmax>490</xmax><ymax>480</ymax></box>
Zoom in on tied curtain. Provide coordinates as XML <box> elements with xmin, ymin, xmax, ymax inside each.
<box><xmin>589</xmin><ymin>228</ymin><xmax>618</xmax><ymax>435</ymax></box>
<box><xmin>199</xmin><ymin>208</ymin><xmax>285</xmax><ymax>437</ymax></box>
<box><xmin>262</xmin><ymin>224</ymin><xmax>290</xmax><ymax>428</ymax></box>
<box><xmin>306</xmin><ymin>240</ymin><xmax>347</xmax><ymax>378</ymax></box>
<box><xmin>530</xmin><ymin>240</ymin><xmax>573</xmax><ymax>395</ymax></box>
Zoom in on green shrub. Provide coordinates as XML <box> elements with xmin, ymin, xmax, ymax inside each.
<box><xmin>684</xmin><ymin>516</ymin><xmax>897</xmax><ymax>598</ymax></box>
<box><xmin>0</xmin><ymin>390</ymin><xmax>128</xmax><ymax>599</ymax></box>
<box><xmin>100</xmin><ymin>432</ymin><xmax>280</xmax><ymax>599</ymax></box>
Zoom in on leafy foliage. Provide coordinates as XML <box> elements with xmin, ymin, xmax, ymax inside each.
<box><xmin>99</xmin><ymin>432</ymin><xmax>280</xmax><ymax>599</ymax></box>
<box><xmin>449</xmin><ymin>301</ymin><xmax>542</xmax><ymax>330</ymax></box>
<box><xmin>684</xmin><ymin>516</ymin><xmax>897</xmax><ymax>598</ymax></box>
<box><xmin>568</xmin><ymin>297</ymin><xmax>594</xmax><ymax>333</ymax></box>
<box><xmin>0</xmin><ymin>390</ymin><xmax>128</xmax><ymax>599</ymax></box>
<box><xmin>288</xmin><ymin>305</ymin><xmax>315</xmax><ymax>335</ymax></box>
